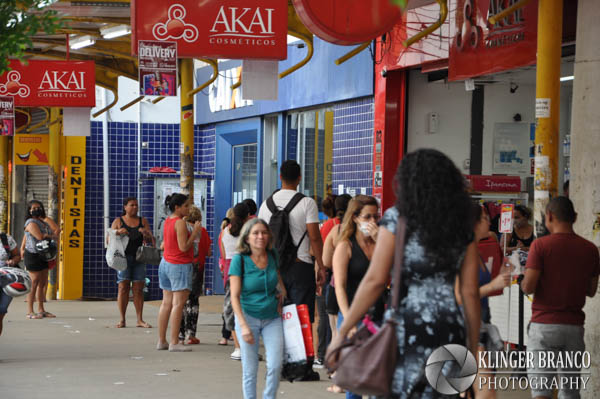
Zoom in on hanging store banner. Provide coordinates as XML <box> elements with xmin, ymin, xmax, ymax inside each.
<box><xmin>14</xmin><ymin>134</ymin><xmax>49</xmax><ymax>165</ymax></box>
<box><xmin>0</xmin><ymin>96</ymin><xmax>15</xmax><ymax>136</ymax></box>
<box><xmin>466</xmin><ymin>175</ymin><xmax>522</xmax><ymax>192</ymax></box>
<box><xmin>138</xmin><ymin>40</ymin><xmax>178</xmax><ymax>96</ymax></box>
<box><xmin>448</xmin><ymin>0</ymin><xmax>538</xmax><ymax>81</ymax></box>
<box><xmin>132</xmin><ymin>0</ymin><xmax>287</xmax><ymax>60</ymax></box>
<box><xmin>0</xmin><ymin>60</ymin><xmax>95</xmax><ymax>107</ymax></box>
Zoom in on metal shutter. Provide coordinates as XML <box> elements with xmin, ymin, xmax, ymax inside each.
<box><xmin>26</xmin><ymin>165</ymin><xmax>49</xmax><ymax>207</ymax></box>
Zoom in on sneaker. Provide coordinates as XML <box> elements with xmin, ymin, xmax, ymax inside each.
<box><xmin>313</xmin><ymin>359</ymin><xmax>324</xmax><ymax>369</ymax></box>
<box><xmin>169</xmin><ymin>343</ymin><xmax>192</xmax><ymax>352</ymax></box>
<box><xmin>230</xmin><ymin>348</ymin><xmax>241</xmax><ymax>360</ymax></box>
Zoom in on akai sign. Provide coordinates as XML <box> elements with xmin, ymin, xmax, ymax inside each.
<box><xmin>449</xmin><ymin>0</ymin><xmax>538</xmax><ymax>81</ymax></box>
<box><xmin>132</xmin><ymin>0</ymin><xmax>287</xmax><ymax>60</ymax></box>
<box><xmin>0</xmin><ymin>60</ymin><xmax>95</xmax><ymax>107</ymax></box>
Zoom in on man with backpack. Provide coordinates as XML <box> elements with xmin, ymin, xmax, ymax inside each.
<box><xmin>258</xmin><ymin>160</ymin><xmax>326</xmax><ymax>381</ymax></box>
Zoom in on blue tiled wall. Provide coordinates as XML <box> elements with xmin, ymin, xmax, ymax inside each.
<box><xmin>84</xmin><ymin>122</ymin><xmax>216</xmax><ymax>299</ymax></box>
<box><xmin>332</xmin><ymin>97</ymin><xmax>374</xmax><ymax>195</ymax></box>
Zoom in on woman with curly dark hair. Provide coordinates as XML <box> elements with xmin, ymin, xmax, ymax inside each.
<box><xmin>327</xmin><ymin>149</ymin><xmax>481</xmax><ymax>398</ymax></box>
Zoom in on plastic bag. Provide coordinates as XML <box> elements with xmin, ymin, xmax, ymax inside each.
<box><xmin>106</xmin><ymin>229</ymin><xmax>129</xmax><ymax>271</ymax></box>
<box><xmin>281</xmin><ymin>304</ymin><xmax>308</xmax><ymax>381</ymax></box>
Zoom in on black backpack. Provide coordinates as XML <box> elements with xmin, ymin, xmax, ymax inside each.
<box><xmin>266</xmin><ymin>192</ymin><xmax>306</xmax><ymax>271</ymax></box>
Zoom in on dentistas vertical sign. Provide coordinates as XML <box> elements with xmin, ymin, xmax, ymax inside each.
<box><xmin>132</xmin><ymin>0</ymin><xmax>288</xmax><ymax>59</ymax></box>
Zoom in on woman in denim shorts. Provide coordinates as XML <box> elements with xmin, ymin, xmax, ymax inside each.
<box><xmin>157</xmin><ymin>193</ymin><xmax>203</xmax><ymax>352</ymax></box>
<box><xmin>111</xmin><ymin>197</ymin><xmax>154</xmax><ymax>329</ymax></box>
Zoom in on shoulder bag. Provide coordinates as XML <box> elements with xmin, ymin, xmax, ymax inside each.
<box><xmin>325</xmin><ymin>217</ymin><xmax>406</xmax><ymax>397</ymax></box>
<box><xmin>136</xmin><ymin>244</ymin><xmax>161</xmax><ymax>265</ymax></box>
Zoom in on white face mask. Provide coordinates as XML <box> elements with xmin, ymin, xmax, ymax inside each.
<box><xmin>359</xmin><ymin>222</ymin><xmax>370</xmax><ymax>235</ymax></box>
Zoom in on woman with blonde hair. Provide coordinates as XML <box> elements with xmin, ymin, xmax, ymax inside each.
<box><xmin>229</xmin><ymin>218</ymin><xmax>286</xmax><ymax>399</ymax></box>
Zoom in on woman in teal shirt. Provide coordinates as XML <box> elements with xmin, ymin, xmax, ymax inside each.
<box><xmin>230</xmin><ymin>218</ymin><xmax>286</xmax><ymax>399</ymax></box>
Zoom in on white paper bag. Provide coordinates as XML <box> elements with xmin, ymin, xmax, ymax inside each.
<box><xmin>282</xmin><ymin>304</ymin><xmax>307</xmax><ymax>364</ymax></box>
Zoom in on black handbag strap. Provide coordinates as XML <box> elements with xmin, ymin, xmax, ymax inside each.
<box><xmin>390</xmin><ymin>217</ymin><xmax>407</xmax><ymax>311</ymax></box>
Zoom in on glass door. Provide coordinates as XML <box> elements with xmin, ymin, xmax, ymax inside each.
<box><xmin>232</xmin><ymin>143</ymin><xmax>258</xmax><ymax>206</ymax></box>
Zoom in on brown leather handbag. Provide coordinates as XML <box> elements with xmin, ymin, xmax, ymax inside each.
<box><xmin>325</xmin><ymin>217</ymin><xmax>406</xmax><ymax>397</ymax></box>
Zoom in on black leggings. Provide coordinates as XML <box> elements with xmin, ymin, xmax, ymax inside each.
<box><xmin>179</xmin><ymin>267</ymin><xmax>203</xmax><ymax>339</ymax></box>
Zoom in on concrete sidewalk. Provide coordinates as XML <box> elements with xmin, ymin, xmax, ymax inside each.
<box><xmin>0</xmin><ymin>296</ymin><xmax>530</xmax><ymax>399</ymax></box>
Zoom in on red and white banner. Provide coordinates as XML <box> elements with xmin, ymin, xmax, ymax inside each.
<box><xmin>0</xmin><ymin>60</ymin><xmax>96</xmax><ymax>107</ymax></box>
<box><xmin>449</xmin><ymin>0</ymin><xmax>538</xmax><ymax>81</ymax></box>
<box><xmin>132</xmin><ymin>0</ymin><xmax>288</xmax><ymax>60</ymax></box>
<box><xmin>499</xmin><ymin>204</ymin><xmax>514</xmax><ymax>234</ymax></box>
<box><xmin>0</xmin><ymin>96</ymin><xmax>15</xmax><ymax>136</ymax></box>
<box><xmin>466</xmin><ymin>175</ymin><xmax>522</xmax><ymax>192</ymax></box>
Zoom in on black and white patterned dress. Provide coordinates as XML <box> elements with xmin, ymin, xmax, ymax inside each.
<box><xmin>378</xmin><ymin>207</ymin><xmax>468</xmax><ymax>398</ymax></box>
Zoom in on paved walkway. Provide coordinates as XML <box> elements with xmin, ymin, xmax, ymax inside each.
<box><xmin>0</xmin><ymin>296</ymin><xmax>531</xmax><ymax>399</ymax></box>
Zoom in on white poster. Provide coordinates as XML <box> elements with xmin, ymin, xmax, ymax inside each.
<box><xmin>63</xmin><ymin>107</ymin><xmax>91</xmax><ymax>136</ymax></box>
<box><xmin>493</xmin><ymin>123</ymin><xmax>530</xmax><ymax>174</ymax></box>
<box><xmin>242</xmin><ymin>60</ymin><xmax>278</xmax><ymax>101</ymax></box>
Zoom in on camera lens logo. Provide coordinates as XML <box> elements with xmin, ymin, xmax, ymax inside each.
<box><xmin>425</xmin><ymin>344</ymin><xmax>478</xmax><ymax>395</ymax></box>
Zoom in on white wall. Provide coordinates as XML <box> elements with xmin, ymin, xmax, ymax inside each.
<box><xmin>91</xmin><ymin>76</ymin><xmax>180</xmax><ymax>124</ymax></box>
<box><xmin>406</xmin><ymin>69</ymin><xmax>472</xmax><ymax>172</ymax></box>
<box><xmin>481</xmin><ymin>83</ymin><xmax>536</xmax><ymax>176</ymax></box>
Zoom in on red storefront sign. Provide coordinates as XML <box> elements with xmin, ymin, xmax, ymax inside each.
<box><xmin>132</xmin><ymin>0</ymin><xmax>288</xmax><ymax>60</ymax></box>
<box><xmin>292</xmin><ymin>0</ymin><xmax>401</xmax><ymax>45</ymax></box>
<box><xmin>0</xmin><ymin>60</ymin><xmax>95</xmax><ymax>107</ymax></box>
<box><xmin>449</xmin><ymin>0</ymin><xmax>538</xmax><ymax>81</ymax></box>
<box><xmin>467</xmin><ymin>175</ymin><xmax>522</xmax><ymax>192</ymax></box>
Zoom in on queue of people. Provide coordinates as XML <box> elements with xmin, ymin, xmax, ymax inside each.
<box><xmin>2</xmin><ymin>150</ymin><xmax>597</xmax><ymax>399</ymax></box>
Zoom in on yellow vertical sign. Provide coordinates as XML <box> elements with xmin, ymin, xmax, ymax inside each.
<box><xmin>59</xmin><ymin>136</ymin><xmax>86</xmax><ymax>300</ymax></box>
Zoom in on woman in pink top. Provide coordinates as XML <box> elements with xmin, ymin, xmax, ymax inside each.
<box><xmin>157</xmin><ymin>193</ymin><xmax>202</xmax><ymax>352</ymax></box>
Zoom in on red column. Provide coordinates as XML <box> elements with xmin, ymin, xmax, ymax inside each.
<box><xmin>372</xmin><ymin>39</ymin><xmax>406</xmax><ymax>212</ymax></box>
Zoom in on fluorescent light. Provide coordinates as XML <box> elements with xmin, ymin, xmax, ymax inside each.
<box><xmin>100</xmin><ymin>25</ymin><xmax>131</xmax><ymax>39</ymax></box>
<box><xmin>560</xmin><ymin>75</ymin><xmax>574</xmax><ymax>82</ymax></box>
<box><xmin>70</xmin><ymin>35</ymin><xmax>96</xmax><ymax>49</ymax></box>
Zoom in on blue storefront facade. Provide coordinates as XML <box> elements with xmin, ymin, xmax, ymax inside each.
<box><xmin>83</xmin><ymin>37</ymin><xmax>375</xmax><ymax>299</ymax></box>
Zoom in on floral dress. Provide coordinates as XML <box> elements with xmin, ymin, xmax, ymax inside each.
<box><xmin>378</xmin><ymin>207</ymin><xmax>468</xmax><ymax>398</ymax></box>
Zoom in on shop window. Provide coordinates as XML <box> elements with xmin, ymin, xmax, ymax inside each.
<box><xmin>232</xmin><ymin>143</ymin><xmax>257</xmax><ymax>205</ymax></box>
<box><xmin>286</xmin><ymin>108</ymin><xmax>334</xmax><ymax>211</ymax></box>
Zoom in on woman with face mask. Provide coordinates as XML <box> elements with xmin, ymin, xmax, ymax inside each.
<box><xmin>23</xmin><ymin>200</ymin><xmax>57</xmax><ymax>319</ymax></box>
<box><xmin>500</xmin><ymin>205</ymin><xmax>534</xmax><ymax>253</ymax></box>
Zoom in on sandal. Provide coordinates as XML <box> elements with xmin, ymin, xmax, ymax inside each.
<box><xmin>218</xmin><ymin>338</ymin><xmax>228</xmax><ymax>346</ymax></box>
<box><xmin>26</xmin><ymin>313</ymin><xmax>43</xmax><ymax>319</ymax></box>
<box><xmin>326</xmin><ymin>385</ymin><xmax>345</xmax><ymax>394</ymax></box>
<box><xmin>185</xmin><ymin>337</ymin><xmax>200</xmax><ymax>345</ymax></box>
<box><xmin>40</xmin><ymin>311</ymin><xmax>56</xmax><ymax>318</ymax></box>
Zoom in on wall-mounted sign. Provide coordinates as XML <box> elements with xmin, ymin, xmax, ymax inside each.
<box><xmin>0</xmin><ymin>60</ymin><xmax>96</xmax><ymax>107</ymax></box>
<box><xmin>14</xmin><ymin>134</ymin><xmax>49</xmax><ymax>165</ymax></box>
<box><xmin>132</xmin><ymin>0</ymin><xmax>288</xmax><ymax>60</ymax></box>
<box><xmin>448</xmin><ymin>0</ymin><xmax>538</xmax><ymax>81</ymax></box>
<box><xmin>0</xmin><ymin>96</ymin><xmax>14</xmax><ymax>136</ymax></box>
<box><xmin>138</xmin><ymin>40</ymin><xmax>178</xmax><ymax>96</ymax></box>
<box><xmin>466</xmin><ymin>175</ymin><xmax>522</xmax><ymax>193</ymax></box>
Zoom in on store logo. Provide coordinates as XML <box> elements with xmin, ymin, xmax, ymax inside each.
<box><xmin>0</xmin><ymin>71</ymin><xmax>31</xmax><ymax>97</ymax></box>
<box><xmin>208</xmin><ymin>6</ymin><xmax>276</xmax><ymax>46</ymax></box>
<box><xmin>38</xmin><ymin>70</ymin><xmax>87</xmax><ymax>93</ymax></box>
<box><xmin>425</xmin><ymin>344</ymin><xmax>477</xmax><ymax>395</ymax></box>
<box><xmin>152</xmin><ymin>4</ymin><xmax>199</xmax><ymax>43</ymax></box>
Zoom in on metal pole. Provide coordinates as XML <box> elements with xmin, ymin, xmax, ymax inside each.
<box><xmin>533</xmin><ymin>0</ymin><xmax>563</xmax><ymax>236</ymax></box>
<box><xmin>47</xmin><ymin>107</ymin><xmax>60</xmax><ymax>300</ymax></box>
<box><xmin>179</xmin><ymin>58</ymin><xmax>194</xmax><ymax>199</ymax></box>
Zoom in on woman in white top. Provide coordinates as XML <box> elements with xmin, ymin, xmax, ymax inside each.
<box><xmin>221</xmin><ymin>202</ymin><xmax>250</xmax><ymax>360</ymax></box>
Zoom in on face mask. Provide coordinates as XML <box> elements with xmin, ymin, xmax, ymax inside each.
<box><xmin>31</xmin><ymin>209</ymin><xmax>43</xmax><ymax>218</ymax></box>
<box><xmin>359</xmin><ymin>222</ymin><xmax>370</xmax><ymax>235</ymax></box>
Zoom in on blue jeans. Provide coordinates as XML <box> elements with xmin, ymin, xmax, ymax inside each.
<box><xmin>158</xmin><ymin>259</ymin><xmax>193</xmax><ymax>291</ymax></box>
<box><xmin>337</xmin><ymin>312</ymin><xmax>362</xmax><ymax>399</ymax></box>
<box><xmin>116</xmin><ymin>256</ymin><xmax>146</xmax><ymax>284</ymax></box>
<box><xmin>235</xmin><ymin>312</ymin><xmax>284</xmax><ymax>399</ymax></box>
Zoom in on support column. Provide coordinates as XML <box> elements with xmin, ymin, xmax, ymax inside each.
<box><xmin>0</xmin><ymin>135</ymin><xmax>8</xmax><ymax>233</ymax></box>
<box><xmin>533</xmin><ymin>0</ymin><xmax>562</xmax><ymax>236</ymax></box>
<box><xmin>570</xmin><ymin>1</ymin><xmax>600</xmax><ymax>397</ymax></box>
<box><xmin>179</xmin><ymin>58</ymin><xmax>194</xmax><ymax>198</ymax></box>
<box><xmin>47</xmin><ymin>108</ymin><xmax>60</xmax><ymax>300</ymax></box>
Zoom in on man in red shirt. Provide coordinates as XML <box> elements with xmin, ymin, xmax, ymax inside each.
<box><xmin>521</xmin><ymin>196</ymin><xmax>599</xmax><ymax>399</ymax></box>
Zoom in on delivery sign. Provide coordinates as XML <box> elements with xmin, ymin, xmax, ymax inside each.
<box><xmin>132</xmin><ymin>0</ymin><xmax>287</xmax><ymax>60</ymax></box>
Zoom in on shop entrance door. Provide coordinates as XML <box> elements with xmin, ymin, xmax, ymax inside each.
<box><xmin>231</xmin><ymin>143</ymin><xmax>258</xmax><ymax>206</ymax></box>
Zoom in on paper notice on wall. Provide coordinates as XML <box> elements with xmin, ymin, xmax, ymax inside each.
<box><xmin>252</xmin><ymin>190</ymin><xmax>257</xmax><ymax>202</ymax></box>
<box><xmin>361</xmin><ymin>187</ymin><xmax>367</xmax><ymax>195</ymax></box>
<box><xmin>63</xmin><ymin>107</ymin><xmax>91</xmax><ymax>136</ymax></box>
<box><xmin>535</xmin><ymin>98</ymin><xmax>551</xmax><ymax>118</ymax></box>
<box><xmin>242</xmin><ymin>60</ymin><xmax>278</xmax><ymax>101</ymax></box>
<box><xmin>348</xmin><ymin>188</ymin><xmax>356</xmax><ymax>196</ymax></box>
<box><xmin>338</xmin><ymin>185</ymin><xmax>344</xmax><ymax>195</ymax></box>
